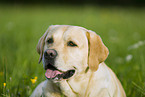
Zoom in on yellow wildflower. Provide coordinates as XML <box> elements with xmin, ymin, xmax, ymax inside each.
<box><xmin>31</xmin><ymin>76</ymin><xmax>37</xmax><ymax>84</ymax></box>
<box><xmin>3</xmin><ymin>83</ymin><xmax>6</xmax><ymax>87</ymax></box>
<box><xmin>34</xmin><ymin>76</ymin><xmax>38</xmax><ymax>80</ymax></box>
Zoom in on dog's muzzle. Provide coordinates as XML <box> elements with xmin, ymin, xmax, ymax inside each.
<box><xmin>44</xmin><ymin>49</ymin><xmax>75</xmax><ymax>81</ymax></box>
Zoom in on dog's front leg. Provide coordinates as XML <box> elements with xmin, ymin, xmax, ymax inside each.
<box><xmin>58</xmin><ymin>80</ymin><xmax>78</xmax><ymax>97</ymax></box>
<box><xmin>42</xmin><ymin>80</ymin><xmax>61</xmax><ymax>97</ymax></box>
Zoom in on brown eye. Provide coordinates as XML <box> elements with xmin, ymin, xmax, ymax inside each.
<box><xmin>47</xmin><ymin>38</ymin><xmax>53</xmax><ymax>44</ymax></box>
<box><xmin>67</xmin><ymin>41</ymin><xmax>77</xmax><ymax>47</ymax></box>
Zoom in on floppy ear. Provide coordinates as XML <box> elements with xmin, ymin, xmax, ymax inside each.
<box><xmin>87</xmin><ymin>30</ymin><xmax>109</xmax><ymax>71</ymax></box>
<box><xmin>37</xmin><ymin>30</ymin><xmax>49</xmax><ymax>63</ymax></box>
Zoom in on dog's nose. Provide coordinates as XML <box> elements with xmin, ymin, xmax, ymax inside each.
<box><xmin>44</xmin><ymin>49</ymin><xmax>57</xmax><ymax>59</ymax></box>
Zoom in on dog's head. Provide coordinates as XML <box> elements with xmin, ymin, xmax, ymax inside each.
<box><xmin>37</xmin><ymin>25</ymin><xmax>109</xmax><ymax>81</ymax></box>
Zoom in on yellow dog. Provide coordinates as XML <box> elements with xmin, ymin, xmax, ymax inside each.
<box><xmin>31</xmin><ymin>25</ymin><xmax>126</xmax><ymax>97</ymax></box>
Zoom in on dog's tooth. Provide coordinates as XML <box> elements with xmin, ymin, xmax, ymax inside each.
<box><xmin>55</xmin><ymin>77</ymin><xmax>58</xmax><ymax>80</ymax></box>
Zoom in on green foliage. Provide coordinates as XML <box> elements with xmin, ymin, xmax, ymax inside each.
<box><xmin>0</xmin><ymin>5</ymin><xmax>145</xmax><ymax>97</ymax></box>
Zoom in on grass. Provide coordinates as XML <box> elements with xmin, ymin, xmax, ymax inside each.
<box><xmin>0</xmin><ymin>4</ymin><xmax>145</xmax><ymax>97</ymax></box>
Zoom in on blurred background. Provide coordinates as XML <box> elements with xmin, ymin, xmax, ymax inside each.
<box><xmin>0</xmin><ymin>0</ymin><xmax>145</xmax><ymax>6</ymax></box>
<box><xmin>0</xmin><ymin>0</ymin><xmax>145</xmax><ymax>97</ymax></box>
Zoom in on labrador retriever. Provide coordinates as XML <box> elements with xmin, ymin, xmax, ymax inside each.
<box><xmin>31</xmin><ymin>25</ymin><xmax>126</xmax><ymax>97</ymax></box>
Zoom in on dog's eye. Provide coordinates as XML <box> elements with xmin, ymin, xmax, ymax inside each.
<box><xmin>67</xmin><ymin>41</ymin><xmax>77</xmax><ymax>47</ymax></box>
<box><xmin>47</xmin><ymin>38</ymin><xmax>53</xmax><ymax>44</ymax></box>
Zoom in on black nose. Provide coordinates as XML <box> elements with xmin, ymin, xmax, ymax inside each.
<box><xmin>44</xmin><ymin>49</ymin><xmax>57</xmax><ymax>59</ymax></box>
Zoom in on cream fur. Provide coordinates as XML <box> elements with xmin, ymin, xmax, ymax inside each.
<box><xmin>31</xmin><ymin>25</ymin><xmax>126</xmax><ymax>97</ymax></box>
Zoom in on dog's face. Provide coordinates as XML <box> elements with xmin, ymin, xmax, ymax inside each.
<box><xmin>37</xmin><ymin>25</ymin><xmax>109</xmax><ymax>81</ymax></box>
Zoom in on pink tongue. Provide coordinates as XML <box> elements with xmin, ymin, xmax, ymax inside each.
<box><xmin>45</xmin><ymin>69</ymin><xmax>63</xmax><ymax>79</ymax></box>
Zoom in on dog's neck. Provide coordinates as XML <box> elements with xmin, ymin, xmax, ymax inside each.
<box><xmin>54</xmin><ymin>69</ymin><xmax>94</xmax><ymax>97</ymax></box>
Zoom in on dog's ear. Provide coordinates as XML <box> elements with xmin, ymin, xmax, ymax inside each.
<box><xmin>37</xmin><ymin>29</ymin><xmax>49</xmax><ymax>63</ymax></box>
<box><xmin>87</xmin><ymin>30</ymin><xmax>109</xmax><ymax>71</ymax></box>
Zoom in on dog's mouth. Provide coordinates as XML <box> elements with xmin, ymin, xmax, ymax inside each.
<box><xmin>45</xmin><ymin>63</ymin><xmax>75</xmax><ymax>81</ymax></box>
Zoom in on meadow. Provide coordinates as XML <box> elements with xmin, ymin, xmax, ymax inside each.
<box><xmin>0</xmin><ymin>5</ymin><xmax>145</xmax><ymax>97</ymax></box>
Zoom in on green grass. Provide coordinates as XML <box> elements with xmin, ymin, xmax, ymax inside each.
<box><xmin>0</xmin><ymin>5</ymin><xmax>145</xmax><ymax>97</ymax></box>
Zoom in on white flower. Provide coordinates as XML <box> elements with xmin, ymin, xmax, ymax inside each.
<box><xmin>126</xmin><ymin>54</ymin><xmax>133</xmax><ymax>62</ymax></box>
<box><xmin>128</xmin><ymin>40</ymin><xmax>145</xmax><ymax>50</ymax></box>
